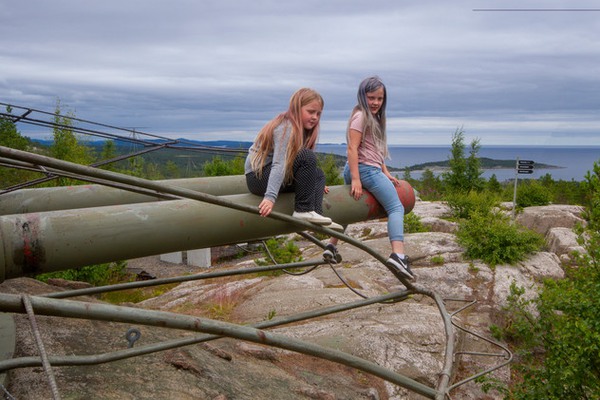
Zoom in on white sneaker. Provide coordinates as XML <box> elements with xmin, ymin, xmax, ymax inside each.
<box><xmin>325</xmin><ymin>221</ymin><xmax>344</xmax><ymax>232</ymax></box>
<box><xmin>292</xmin><ymin>211</ymin><xmax>332</xmax><ymax>225</ymax></box>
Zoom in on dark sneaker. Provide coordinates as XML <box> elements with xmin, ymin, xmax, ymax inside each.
<box><xmin>323</xmin><ymin>244</ymin><xmax>342</xmax><ymax>263</ymax></box>
<box><xmin>386</xmin><ymin>253</ymin><xmax>414</xmax><ymax>280</ymax></box>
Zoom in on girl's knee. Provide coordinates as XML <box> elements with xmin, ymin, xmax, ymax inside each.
<box><xmin>296</xmin><ymin>148</ymin><xmax>317</xmax><ymax>164</ymax></box>
<box><xmin>316</xmin><ymin>168</ymin><xmax>325</xmax><ymax>182</ymax></box>
<box><xmin>387</xmin><ymin>200</ymin><xmax>404</xmax><ymax>215</ymax></box>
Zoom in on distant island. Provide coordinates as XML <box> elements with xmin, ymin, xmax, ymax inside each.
<box><xmin>401</xmin><ymin>157</ymin><xmax>562</xmax><ymax>172</ymax></box>
<box><xmin>316</xmin><ymin>152</ymin><xmax>561</xmax><ymax>173</ymax></box>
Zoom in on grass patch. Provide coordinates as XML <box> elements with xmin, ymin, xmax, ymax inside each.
<box><xmin>101</xmin><ymin>283</ymin><xmax>180</xmax><ymax>304</ymax></box>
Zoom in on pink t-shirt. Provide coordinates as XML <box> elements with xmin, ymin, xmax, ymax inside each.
<box><xmin>349</xmin><ymin>112</ymin><xmax>385</xmax><ymax>168</ymax></box>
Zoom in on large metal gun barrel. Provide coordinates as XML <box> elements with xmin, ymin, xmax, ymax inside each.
<box><xmin>0</xmin><ymin>182</ymin><xmax>415</xmax><ymax>282</ymax></box>
<box><xmin>0</xmin><ymin>146</ymin><xmax>415</xmax><ymax>282</ymax></box>
<box><xmin>0</xmin><ymin>175</ymin><xmax>247</xmax><ymax>215</ymax></box>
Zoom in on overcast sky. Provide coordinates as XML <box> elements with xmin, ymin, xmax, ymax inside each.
<box><xmin>2</xmin><ymin>0</ymin><xmax>600</xmax><ymax>146</ymax></box>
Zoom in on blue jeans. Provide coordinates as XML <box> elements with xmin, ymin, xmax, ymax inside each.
<box><xmin>344</xmin><ymin>163</ymin><xmax>404</xmax><ymax>241</ymax></box>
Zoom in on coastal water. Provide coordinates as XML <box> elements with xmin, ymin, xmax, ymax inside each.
<box><xmin>316</xmin><ymin>144</ymin><xmax>600</xmax><ymax>182</ymax></box>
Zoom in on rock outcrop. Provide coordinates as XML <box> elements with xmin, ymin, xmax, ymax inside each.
<box><xmin>0</xmin><ymin>201</ymin><xmax>586</xmax><ymax>399</ymax></box>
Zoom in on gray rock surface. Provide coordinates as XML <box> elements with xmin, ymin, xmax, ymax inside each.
<box><xmin>0</xmin><ymin>201</ymin><xmax>586</xmax><ymax>399</ymax></box>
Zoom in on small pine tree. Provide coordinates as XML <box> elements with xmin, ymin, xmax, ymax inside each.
<box><xmin>319</xmin><ymin>154</ymin><xmax>344</xmax><ymax>186</ymax></box>
<box><xmin>416</xmin><ymin>168</ymin><xmax>443</xmax><ymax>200</ymax></box>
<box><xmin>442</xmin><ymin>128</ymin><xmax>483</xmax><ymax>193</ymax></box>
<box><xmin>50</xmin><ymin>100</ymin><xmax>93</xmax><ymax>185</ymax></box>
<box><xmin>99</xmin><ymin>140</ymin><xmax>118</xmax><ymax>172</ymax></box>
<box><xmin>486</xmin><ymin>174</ymin><xmax>502</xmax><ymax>194</ymax></box>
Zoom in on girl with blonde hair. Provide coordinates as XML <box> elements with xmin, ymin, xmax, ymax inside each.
<box><xmin>245</xmin><ymin>88</ymin><xmax>341</xmax><ymax>230</ymax></box>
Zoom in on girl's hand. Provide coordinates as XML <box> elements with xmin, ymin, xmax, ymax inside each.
<box><xmin>350</xmin><ymin>178</ymin><xmax>363</xmax><ymax>200</ymax></box>
<box><xmin>389</xmin><ymin>176</ymin><xmax>400</xmax><ymax>186</ymax></box>
<box><xmin>324</xmin><ymin>185</ymin><xmax>330</xmax><ymax>194</ymax></box>
<box><xmin>258</xmin><ymin>198</ymin><xmax>275</xmax><ymax>217</ymax></box>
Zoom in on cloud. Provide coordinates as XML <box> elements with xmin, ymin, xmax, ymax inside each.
<box><xmin>1</xmin><ymin>0</ymin><xmax>599</xmax><ymax>145</ymax></box>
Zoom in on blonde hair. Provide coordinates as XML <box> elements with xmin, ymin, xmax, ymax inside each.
<box><xmin>250</xmin><ymin>88</ymin><xmax>323</xmax><ymax>182</ymax></box>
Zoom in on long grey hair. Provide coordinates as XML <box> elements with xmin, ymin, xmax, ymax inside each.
<box><xmin>350</xmin><ymin>76</ymin><xmax>388</xmax><ymax>158</ymax></box>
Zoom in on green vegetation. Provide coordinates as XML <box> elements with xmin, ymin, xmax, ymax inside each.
<box><xmin>415</xmin><ymin>168</ymin><xmax>444</xmax><ymax>200</ymax></box>
<box><xmin>0</xmin><ymin>106</ymin><xmax>39</xmax><ymax>186</ymax></box>
<box><xmin>489</xmin><ymin>160</ymin><xmax>600</xmax><ymax>398</ymax></box>
<box><xmin>445</xmin><ymin>190</ymin><xmax>501</xmax><ymax>220</ymax></box>
<box><xmin>442</xmin><ymin>128</ymin><xmax>484</xmax><ymax>193</ymax></box>
<box><xmin>203</xmin><ymin>155</ymin><xmax>245</xmax><ymax>176</ymax></box>
<box><xmin>201</xmin><ymin>290</ymin><xmax>240</xmax><ymax>321</ymax></box>
<box><xmin>431</xmin><ymin>255</ymin><xmax>445</xmax><ymax>265</ymax></box>
<box><xmin>101</xmin><ymin>283</ymin><xmax>180</xmax><ymax>304</ymax></box>
<box><xmin>456</xmin><ymin>210</ymin><xmax>544</xmax><ymax>267</ymax></box>
<box><xmin>36</xmin><ymin>261</ymin><xmax>128</xmax><ymax>287</ymax></box>
<box><xmin>318</xmin><ymin>153</ymin><xmax>345</xmax><ymax>186</ymax></box>
<box><xmin>50</xmin><ymin>100</ymin><xmax>94</xmax><ymax>185</ymax></box>
<box><xmin>255</xmin><ymin>237</ymin><xmax>303</xmax><ymax>273</ymax></box>
<box><xmin>266</xmin><ymin>309</ymin><xmax>277</xmax><ymax>320</ymax></box>
<box><xmin>443</xmin><ymin>183</ymin><xmax>544</xmax><ymax>267</ymax></box>
<box><xmin>404</xmin><ymin>212</ymin><xmax>429</xmax><ymax>233</ymax></box>
<box><xmin>515</xmin><ymin>179</ymin><xmax>552</xmax><ymax>208</ymax></box>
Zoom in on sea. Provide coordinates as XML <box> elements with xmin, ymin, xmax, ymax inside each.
<box><xmin>316</xmin><ymin>144</ymin><xmax>600</xmax><ymax>182</ymax></box>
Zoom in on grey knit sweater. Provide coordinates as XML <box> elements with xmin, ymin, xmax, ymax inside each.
<box><xmin>244</xmin><ymin>121</ymin><xmax>291</xmax><ymax>203</ymax></box>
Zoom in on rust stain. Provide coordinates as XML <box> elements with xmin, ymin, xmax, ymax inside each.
<box><xmin>156</xmin><ymin>320</ymin><xmax>168</xmax><ymax>328</ymax></box>
<box><xmin>397</xmin><ymin>181</ymin><xmax>416</xmax><ymax>214</ymax></box>
<box><xmin>193</xmin><ymin>319</ymin><xmax>202</xmax><ymax>331</ymax></box>
<box><xmin>363</xmin><ymin>180</ymin><xmax>416</xmax><ymax>220</ymax></box>
<box><xmin>364</xmin><ymin>192</ymin><xmax>382</xmax><ymax>220</ymax></box>
<box><xmin>257</xmin><ymin>330</ymin><xmax>267</xmax><ymax>343</ymax></box>
<box><xmin>14</xmin><ymin>215</ymin><xmax>45</xmax><ymax>275</ymax></box>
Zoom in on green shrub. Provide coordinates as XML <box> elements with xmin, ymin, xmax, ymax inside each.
<box><xmin>456</xmin><ymin>211</ymin><xmax>543</xmax><ymax>267</ymax></box>
<box><xmin>256</xmin><ymin>237</ymin><xmax>302</xmax><ymax>267</ymax></box>
<box><xmin>431</xmin><ymin>255</ymin><xmax>445</xmax><ymax>265</ymax></box>
<box><xmin>36</xmin><ymin>261</ymin><xmax>128</xmax><ymax>286</ymax></box>
<box><xmin>101</xmin><ymin>283</ymin><xmax>179</xmax><ymax>304</ymax></box>
<box><xmin>516</xmin><ymin>180</ymin><xmax>552</xmax><ymax>208</ymax></box>
<box><xmin>404</xmin><ymin>212</ymin><xmax>429</xmax><ymax>233</ymax></box>
<box><xmin>446</xmin><ymin>190</ymin><xmax>500</xmax><ymax>220</ymax></box>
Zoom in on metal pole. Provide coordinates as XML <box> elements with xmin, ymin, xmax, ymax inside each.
<box><xmin>0</xmin><ymin>292</ymin><xmax>439</xmax><ymax>398</ymax></box>
<box><xmin>21</xmin><ymin>295</ymin><xmax>61</xmax><ymax>400</ymax></box>
<box><xmin>1</xmin><ymin>290</ymin><xmax>410</xmax><ymax>371</ymax></box>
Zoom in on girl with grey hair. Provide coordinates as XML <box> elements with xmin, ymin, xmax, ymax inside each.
<box><xmin>324</xmin><ymin>76</ymin><xmax>413</xmax><ymax>280</ymax></box>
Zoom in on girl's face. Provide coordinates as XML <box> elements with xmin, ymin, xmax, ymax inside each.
<box><xmin>366</xmin><ymin>87</ymin><xmax>385</xmax><ymax>116</ymax></box>
<box><xmin>301</xmin><ymin>100</ymin><xmax>323</xmax><ymax>131</ymax></box>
